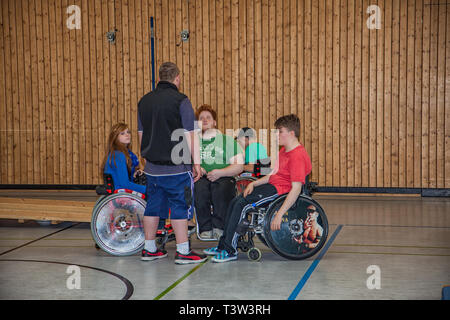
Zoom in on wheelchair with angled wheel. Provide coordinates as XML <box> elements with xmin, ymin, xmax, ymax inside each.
<box><xmin>234</xmin><ymin>175</ymin><xmax>327</xmax><ymax>261</ymax></box>
<box><xmin>91</xmin><ymin>174</ymin><xmax>149</xmax><ymax>256</ymax></box>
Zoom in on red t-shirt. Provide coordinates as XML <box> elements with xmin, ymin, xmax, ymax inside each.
<box><xmin>268</xmin><ymin>144</ymin><xmax>312</xmax><ymax>195</ymax></box>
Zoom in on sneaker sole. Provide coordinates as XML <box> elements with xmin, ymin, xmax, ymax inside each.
<box><xmin>141</xmin><ymin>253</ymin><xmax>168</xmax><ymax>261</ymax></box>
<box><xmin>211</xmin><ymin>256</ymin><xmax>237</xmax><ymax>263</ymax></box>
<box><xmin>174</xmin><ymin>257</ymin><xmax>208</xmax><ymax>265</ymax></box>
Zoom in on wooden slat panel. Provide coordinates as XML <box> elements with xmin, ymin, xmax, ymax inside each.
<box><xmin>0</xmin><ymin>0</ymin><xmax>448</xmax><ymax>191</ymax></box>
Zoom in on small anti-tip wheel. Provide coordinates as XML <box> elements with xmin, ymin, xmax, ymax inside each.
<box><xmin>247</xmin><ymin>247</ymin><xmax>262</xmax><ymax>262</ymax></box>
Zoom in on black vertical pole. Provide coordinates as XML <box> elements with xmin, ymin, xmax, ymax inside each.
<box><xmin>150</xmin><ymin>17</ymin><xmax>156</xmax><ymax>91</ymax></box>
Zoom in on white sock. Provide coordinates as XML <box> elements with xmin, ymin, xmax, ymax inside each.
<box><xmin>176</xmin><ymin>241</ymin><xmax>190</xmax><ymax>255</ymax></box>
<box><xmin>145</xmin><ymin>240</ymin><xmax>157</xmax><ymax>253</ymax></box>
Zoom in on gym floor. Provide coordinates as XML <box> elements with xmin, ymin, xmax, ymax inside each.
<box><xmin>0</xmin><ymin>191</ymin><xmax>449</xmax><ymax>300</ymax></box>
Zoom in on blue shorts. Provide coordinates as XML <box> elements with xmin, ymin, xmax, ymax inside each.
<box><xmin>144</xmin><ymin>172</ymin><xmax>194</xmax><ymax>220</ymax></box>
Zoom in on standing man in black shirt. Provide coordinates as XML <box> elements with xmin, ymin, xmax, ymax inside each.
<box><xmin>138</xmin><ymin>62</ymin><xmax>206</xmax><ymax>264</ymax></box>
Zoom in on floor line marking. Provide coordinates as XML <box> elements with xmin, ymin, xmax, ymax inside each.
<box><xmin>0</xmin><ymin>223</ymin><xmax>80</xmax><ymax>256</ymax></box>
<box><xmin>153</xmin><ymin>257</ymin><xmax>211</xmax><ymax>300</ymax></box>
<box><xmin>287</xmin><ymin>224</ymin><xmax>343</xmax><ymax>301</ymax></box>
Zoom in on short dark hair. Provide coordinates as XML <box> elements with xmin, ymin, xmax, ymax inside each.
<box><xmin>274</xmin><ymin>114</ymin><xmax>300</xmax><ymax>138</ymax></box>
<box><xmin>159</xmin><ymin>62</ymin><xmax>180</xmax><ymax>82</ymax></box>
<box><xmin>237</xmin><ymin>127</ymin><xmax>256</xmax><ymax>139</ymax></box>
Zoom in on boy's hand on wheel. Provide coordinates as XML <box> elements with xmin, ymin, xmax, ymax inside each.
<box><xmin>270</xmin><ymin>212</ymin><xmax>283</xmax><ymax>231</ymax></box>
<box><xmin>243</xmin><ymin>182</ymin><xmax>254</xmax><ymax>198</ymax></box>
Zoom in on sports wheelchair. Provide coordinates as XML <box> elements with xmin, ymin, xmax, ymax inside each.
<box><xmin>234</xmin><ymin>175</ymin><xmax>328</xmax><ymax>262</ymax></box>
<box><xmin>91</xmin><ymin>174</ymin><xmax>148</xmax><ymax>256</ymax></box>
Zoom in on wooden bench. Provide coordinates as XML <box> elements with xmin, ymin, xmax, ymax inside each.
<box><xmin>0</xmin><ymin>197</ymin><xmax>94</xmax><ymax>223</ymax></box>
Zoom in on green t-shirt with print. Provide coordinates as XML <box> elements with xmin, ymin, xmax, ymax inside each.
<box><xmin>200</xmin><ymin>133</ymin><xmax>243</xmax><ymax>172</ymax></box>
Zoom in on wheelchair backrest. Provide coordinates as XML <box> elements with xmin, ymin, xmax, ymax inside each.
<box><xmin>95</xmin><ymin>174</ymin><xmax>115</xmax><ymax>195</ymax></box>
<box><xmin>302</xmin><ymin>174</ymin><xmax>318</xmax><ymax>196</ymax></box>
<box><xmin>104</xmin><ymin>174</ymin><xmax>115</xmax><ymax>194</ymax></box>
<box><xmin>254</xmin><ymin>158</ymin><xmax>272</xmax><ymax>177</ymax></box>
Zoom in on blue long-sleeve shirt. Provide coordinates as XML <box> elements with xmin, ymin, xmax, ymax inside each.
<box><xmin>104</xmin><ymin>150</ymin><xmax>146</xmax><ymax>194</ymax></box>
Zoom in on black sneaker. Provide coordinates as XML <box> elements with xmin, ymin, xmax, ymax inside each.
<box><xmin>174</xmin><ymin>250</ymin><xmax>208</xmax><ymax>265</ymax></box>
<box><xmin>141</xmin><ymin>248</ymin><xmax>168</xmax><ymax>261</ymax></box>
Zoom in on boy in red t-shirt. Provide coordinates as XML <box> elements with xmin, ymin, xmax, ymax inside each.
<box><xmin>204</xmin><ymin>114</ymin><xmax>312</xmax><ymax>262</ymax></box>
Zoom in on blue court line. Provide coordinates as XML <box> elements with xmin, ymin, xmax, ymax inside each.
<box><xmin>287</xmin><ymin>224</ymin><xmax>343</xmax><ymax>300</ymax></box>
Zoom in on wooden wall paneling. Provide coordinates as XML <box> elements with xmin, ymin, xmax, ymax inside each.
<box><xmin>406</xmin><ymin>0</ymin><xmax>415</xmax><ymax>188</ymax></box>
<box><xmin>247</xmin><ymin>0</ymin><xmax>255</xmax><ymax>130</ymax></box>
<box><xmin>310</xmin><ymin>0</ymin><xmax>318</xmax><ymax>182</ymax></box>
<box><xmin>114</xmin><ymin>0</ymin><xmax>124</xmax><ymax>125</ymax></box>
<box><xmin>376</xmin><ymin>0</ymin><xmax>384</xmax><ymax>188</ymax></box>
<box><xmin>231</xmin><ymin>0</ymin><xmax>239</xmax><ymax>130</ymax></box>
<box><xmin>429</xmin><ymin>0</ymin><xmax>438</xmax><ymax>188</ymax></box>
<box><xmin>383</xmin><ymin>0</ymin><xmax>392</xmax><ymax>188</ymax></box>
<box><xmin>333</xmin><ymin>0</ymin><xmax>340</xmax><ymax>186</ymax></box>
<box><xmin>399</xmin><ymin>0</ymin><xmax>408</xmax><ymax>188</ymax></box>
<box><xmin>282</xmin><ymin>0</ymin><xmax>290</xmax><ymax>119</ymax></box>
<box><xmin>206</xmin><ymin>0</ymin><xmax>214</xmax><ymax>110</ymax></box>
<box><xmin>223</xmin><ymin>0</ymin><xmax>231</xmax><ymax>131</ymax></box>
<box><xmin>142</xmin><ymin>0</ymin><xmax>150</xmax><ymax>96</ymax></box>
<box><xmin>214</xmin><ymin>0</ymin><xmax>221</xmax><ymax>128</ymax></box>
<box><xmin>340</xmin><ymin>0</ymin><xmax>348</xmax><ymax>187</ymax></box>
<box><xmin>121</xmin><ymin>0</ymin><xmax>130</xmax><ymax>128</ymax></box>
<box><xmin>289</xmin><ymin>0</ymin><xmax>297</xmax><ymax>120</ymax></box>
<box><xmin>87</xmin><ymin>0</ymin><xmax>97</xmax><ymax>184</ymax></box>
<box><xmin>391</xmin><ymin>0</ymin><xmax>400</xmax><ymax>187</ymax></box>
<box><xmin>129</xmin><ymin>0</ymin><xmax>138</xmax><ymax>154</ymax></box>
<box><xmin>175</xmin><ymin>0</ymin><xmax>184</xmax><ymax>99</ymax></box>
<box><xmin>9</xmin><ymin>0</ymin><xmax>20</xmax><ymax>184</ymax></box>
<box><xmin>96</xmin><ymin>0</ymin><xmax>106</xmax><ymax>175</ymax></box>
<box><xmin>422</xmin><ymin>0</ymin><xmax>430</xmax><ymax>189</ymax></box>
<box><xmin>18</xmin><ymin>0</ymin><xmax>30</xmax><ymax>184</ymax></box>
<box><xmin>275</xmin><ymin>0</ymin><xmax>282</xmax><ymax>124</ymax></box>
<box><xmin>268</xmin><ymin>0</ymin><xmax>275</xmax><ymax>143</ymax></box>
<box><xmin>49</xmin><ymin>0</ymin><xmax>59</xmax><ymax>184</ymax></box>
<box><xmin>296</xmin><ymin>0</ymin><xmax>304</xmax><ymax>146</ymax></box>
<box><xmin>195</xmin><ymin>0</ymin><xmax>204</xmax><ymax>109</ymax></box>
<box><xmin>181</xmin><ymin>0</ymin><xmax>191</xmax><ymax>115</ymax></box>
<box><xmin>35</xmin><ymin>0</ymin><xmax>47</xmax><ymax>183</ymax></box>
<box><xmin>134</xmin><ymin>0</ymin><xmax>143</xmax><ymax>154</ymax></box>
<box><xmin>0</xmin><ymin>0</ymin><xmax>5</xmax><ymax>182</ymax></box>
<box><xmin>414</xmin><ymin>0</ymin><xmax>423</xmax><ymax>188</ymax></box>
<box><xmin>187</xmin><ymin>0</ymin><xmax>196</xmax><ymax>112</ymax></box>
<box><xmin>446</xmin><ymin>0</ymin><xmax>450</xmax><ymax>189</ymax></box>
<box><xmin>318</xmin><ymin>0</ymin><xmax>326</xmax><ymax>185</ymax></box>
<box><xmin>254</xmin><ymin>0</ymin><xmax>262</xmax><ymax>132</ymax></box>
<box><xmin>347</xmin><ymin>0</ymin><xmax>355</xmax><ymax>187</ymax></box>
<box><xmin>0</xmin><ymin>0</ymin><xmax>9</xmax><ymax>183</ymax></box>
<box><xmin>239</xmin><ymin>0</ymin><xmax>247</xmax><ymax>129</ymax></box>
<box><xmin>81</xmin><ymin>0</ymin><xmax>91</xmax><ymax>184</ymax></box>
<box><xmin>62</xmin><ymin>0</ymin><xmax>73</xmax><ymax>184</ymax></box>
<box><xmin>55</xmin><ymin>0</ymin><xmax>66</xmax><ymax>185</ymax></box>
<box><xmin>0</xmin><ymin>0</ymin><xmax>448</xmax><ymax>189</ymax></box>
<box><xmin>368</xmin><ymin>0</ymin><xmax>377</xmax><ymax>188</ymax></box>
<box><xmin>436</xmin><ymin>0</ymin><xmax>446</xmax><ymax>189</ymax></box>
<box><xmin>325</xmin><ymin>0</ymin><xmax>333</xmax><ymax>186</ymax></box>
<box><xmin>353</xmin><ymin>0</ymin><xmax>362</xmax><ymax>187</ymax></box>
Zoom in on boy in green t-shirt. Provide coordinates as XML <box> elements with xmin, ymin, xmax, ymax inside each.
<box><xmin>195</xmin><ymin>105</ymin><xmax>244</xmax><ymax>240</ymax></box>
<box><xmin>236</xmin><ymin>127</ymin><xmax>271</xmax><ymax>176</ymax></box>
